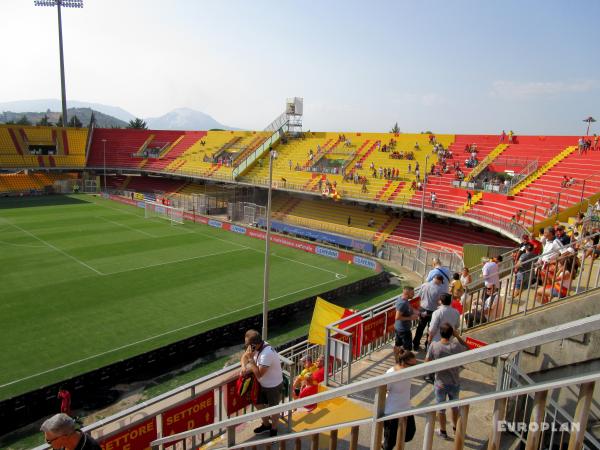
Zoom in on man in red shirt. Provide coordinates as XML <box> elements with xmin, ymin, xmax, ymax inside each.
<box><xmin>57</xmin><ymin>387</ymin><xmax>71</xmax><ymax>417</ymax></box>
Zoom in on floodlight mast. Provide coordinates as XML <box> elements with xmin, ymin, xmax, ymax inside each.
<box><xmin>34</xmin><ymin>0</ymin><xmax>84</xmax><ymax>127</ymax></box>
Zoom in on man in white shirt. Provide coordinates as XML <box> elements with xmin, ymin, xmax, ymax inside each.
<box><xmin>241</xmin><ymin>330</ymin><xmax>283</xmax><ymax>437</ymax></box>
<box><xmin>482</xmin><ymin>256</ymin><xmax>501</xmax><ymax>291</ymax></box>
<box><xmin>540</xmin><ymin>227</ymin><xmax>563</xmax><ymax>264</ymax></box>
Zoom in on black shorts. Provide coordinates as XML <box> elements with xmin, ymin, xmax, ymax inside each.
<box><xmin>258</xmin><ymin>383</ymin><xmax>282</xmax><ymax>407</ymax></box>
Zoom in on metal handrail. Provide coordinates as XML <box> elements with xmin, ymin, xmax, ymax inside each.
<box><xmin>150</xmin><ymin>313</ymin><xmax>600</xmax><ymax>446</ymax></box>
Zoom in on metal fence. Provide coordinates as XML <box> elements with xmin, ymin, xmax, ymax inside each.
<box><xmin>149</xmin><ymin>315</ymin><xmax>600</xmax><ymax>450</ymax></box>
<box><xmin>500</xmin><ymin>353</ymin><xmax>600</xmax><ymax>450</ymax></box>
<box><xmin>460</xmin><ymin>231</ymin><xmax>600</xmax><ymax>332</ymax></box>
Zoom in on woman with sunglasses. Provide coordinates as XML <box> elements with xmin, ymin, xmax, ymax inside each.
<box><xmin>382</xmin><ymin>350</ymin><xmax>417</xmax><ymax>449</ymax></box>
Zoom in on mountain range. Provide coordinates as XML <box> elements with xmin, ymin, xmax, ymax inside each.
<box><xmin>0</xmin><ymin>99</ymin><xmax>238</xmax><ymax>130</ymax></box>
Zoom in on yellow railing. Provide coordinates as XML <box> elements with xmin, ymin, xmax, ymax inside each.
<box><xmin>456</xmin><ymin>191</ymin><xmax>482</xmax><ymax>215</ymax></box>
<box><xmin>464</xmin><ymin>144</ymin><xmax>508</xmax><ymax>182</ymax></box>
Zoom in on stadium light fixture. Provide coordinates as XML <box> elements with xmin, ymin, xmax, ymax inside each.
<box><xmin>583</xmin><ymin>116</ymin><xmax>596</xmax><ymax>136</ymax></box>
<box><xmin>34</xmin><ymin>0</ymin><xmax>84</xmax><ymax>127</ymax></box>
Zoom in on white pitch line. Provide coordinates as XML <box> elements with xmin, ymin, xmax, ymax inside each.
<box><xmin>96</xmin><ymin>215</ymin><xmax>156</xmax><ymax>238</ymax></box>
<box><xmin>0</xmin><ymin>273</ymin><xmax>347</xmax><ymax>389</ymax></box>
<box><xmin>102</xmin><ymin>247</ymin><xmax>250</xmax><ymax>276</ymax></box>
<box><xmin>0</xmin><ymin>219</ymin><xmax>103</xmax><ymax>276</ymax></box>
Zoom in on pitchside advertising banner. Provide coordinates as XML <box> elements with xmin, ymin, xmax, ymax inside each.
<box><xmin>98</xmin><ymin>391</ymin><xmax>215</xmax><ymax>450</ymax></box>
<box><xmin>108</xmin><ymin>195</ymin><xmax>380</xmax><ymax>271</ymax></box>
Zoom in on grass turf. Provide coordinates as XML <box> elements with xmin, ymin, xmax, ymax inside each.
<box><xmin>0</xmin><ymin>194</ymin><xmax>372</xmax><ymax>400</ymax></box>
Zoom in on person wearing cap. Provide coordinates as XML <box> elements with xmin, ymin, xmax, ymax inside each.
<box><xmin>41</xmin><ymin>413</ymin><xmax>100</xmax><ymax>450</ymax></box>
<box><xmin>293</xmin><ymin>355</ymin><xmax>317</xmax><ymax>396</ymax></box>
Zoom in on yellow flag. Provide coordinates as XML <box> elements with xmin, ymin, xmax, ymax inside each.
<box><xmin>308</xmin><ymin>297</ymin><xmax>347</xmax><ymax>345</ymax></box>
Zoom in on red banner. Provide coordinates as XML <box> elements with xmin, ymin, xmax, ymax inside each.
<box><xmin>225</xmin><ymin>378</ymin><xmax>252</xmax><ymax>416</ymax></box>
<box><xmin>99</xmin><ymin>417</ymin><xmax>156</xmax><ymax>450</ymax></box>
<box><xmin>162</xmin><ymin>391</ymin><xmax>215</xmax><ymax>439</ymax></box>
<box><xmin>465</xmin><ymin>337</ymin><xmax>488</xmax><ymax>350</ymax></box>
<box><xmin>386</xmin><ymin>308</ymin><xmax>395</xmax><ymax>333</ymax></box>
<box><xmin>362</xmin><ymin>314</ymin><xmax>386</xmax><ymax>346</ymax></box>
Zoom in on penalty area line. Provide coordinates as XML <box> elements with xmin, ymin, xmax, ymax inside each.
<box><xmin>0</xmin><ymin>273</ymin><xmax>347</xmax><ymax>390</ymax></box>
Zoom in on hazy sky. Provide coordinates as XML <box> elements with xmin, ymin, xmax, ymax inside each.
<box><xmin>2</xmin><ymin>0</ymin><xmax>599</xmax><ymax>134</ymax></box>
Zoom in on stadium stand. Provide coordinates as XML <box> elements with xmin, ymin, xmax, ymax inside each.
<box><xmin>0</xmin><ymin>125</ymin><xmax>87</xmax><ymax>168</ymax></box>
<box><xmin>465</xmin><ymin>137</ymin><xmax>592</xmax><ymax>226</ymax></box>
<box><xmin>385</xmin><ymin>216</ymin><xmax>516</xmax><ymax>254</ymax></box>
<box><xmin>242</xmin><ymin>132</ymin><xmax>455</xmax><ymax>204</ymax></box>
<box><xmin>407</xmin><ymin>135</ymin><xmax>499</xmax><ymax>212</ymax></box>
<box><xmin>0</xmin><ymin>172</ymin><xmax>77</xmax><ymax>193</ymax></box>
<box><xmin>270</xmin><ymin>194</ymin><xmax>399</xmax><ymax>244</ymax></box>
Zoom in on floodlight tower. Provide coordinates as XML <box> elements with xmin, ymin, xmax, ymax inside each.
<box><xmin>34</xmin><ymin>0</ymin><xmax>84</xmax><ymax>127</ymax></box>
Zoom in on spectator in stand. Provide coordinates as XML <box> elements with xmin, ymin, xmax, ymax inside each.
<box><xmin>539</xmin><ymin>227</ymin><xmax>563</xmax><ymax>265</ymax></box>
<box><xmin>293</xmin><ymin>355</ymin><xmax>317</xmax><ymax>396</ymax></box>
<box><xmin>482</xmin><ymin>256</ymin><xmax>501</xmax><ymax>292</ymax></box>
<box><xmin>500</xmin><ymin>130</ymin><xmax>506</xmax><ymax>142</ymax></box>
<box><xmin>394</xmin><ymin>286</ymin><xmax>419</xmax><ymax>353</ymax></box>
<box><xmin>425</xmin><ymin>324</ymin><xmax>469</xmax><ymax>439</ymax></box>
<box><xmin>426</xmin><ymin>258</ymin><xmax>453</xmax><ymax>290</ymax></box>
<box><xmin>450</xmin><ymin>273</ymin><xmax>464</xmax><ymax>306</ymax></box>
<box><xmin>556</xmin><ymin>225</ymin><xmax>571</xmax><ymax>246</ymax></box>
<box><xmin>240</xmin><ymin>330</ymin><xmax>283</xmax><ymax>437</ymax></box>
<box><xmin>57</xmin><ymin>386</ymin><xmax>71</xmax><ymax>417</ymax></box>
<box><xmin>513</xmin><ymin>243</ymin><xmax>536</xmax><ymax>297</ymax></box>
<box><xmin>466</xmin><ymin>191</ymin><xmax>472</xmax><ymax>206</ymax></box>
<box><xmin>413</xmin><ymin>275</ymin><xmax>447</xmax><ymax>351</ymax></box>
<box><xmin>465</xmin><ymin>286</ymin><xmax>499</xmax><ymax>327</ymax></box>
<box><xmin>459</xmin><ymin>267</ymin><xmax>472</xmax><ymax>303</ymax></box>
<box><xmin>41</xmin><ymin>414</ymin><xmax>100</xmax><ymax>450</ymax></box>
<box><xmin>428</xmin><ymin>293</ymin><xmax>460</xmax><ymax>344</ymax></box>
<box><xmin>536</xmin><ymin>253</ymin><xmax>579</xmax><ymax>303</ymax></box>
<box><xmin>382</xmin><ymin>350</ymin><xmax>418</xmax><ymax>450</ymax></box>
<box><xmin>430</xmin><ymin>192</ymin><xmax>437</xmax><ymax>208</ymax></box>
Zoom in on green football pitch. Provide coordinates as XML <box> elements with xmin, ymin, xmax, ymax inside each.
<box><xmin>0</xmin><ymin>195</ymin><xmax>373</xmax><ymax>400</ymax></box>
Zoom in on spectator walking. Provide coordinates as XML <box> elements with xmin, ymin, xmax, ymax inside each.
<box><xmin>41</xmin><ymin>413</ymin><xmax>100</xmax><ymax>450</ymax></box>
<box><xmin>382</xmin><ymin>350</ymin><xmax>418</xmax><ymax>450</ymax></box>
<box><xmin>425</xmin><ymin>324</ymin><xmax>469</xmax><ymax>439</ymax></box>
<box><xmin>413</xmin><ymin>275</ymin><xmax>447</xmax><ymax>350</ymax></box>
<box><xmin>466</xmin><ymin>191</ymin><xmax>472</xmax><ymax>206</ymax></box>
<box><xmin>430</xmin><ymin>192</ymin><xmax>437</xmax><ymax>208</ymax></box>
<box><xmin>240</xmin><ymin>330</ymin><xmax>283</xmax><ymax>436</ymax></box>
<box><xmin>428</xmin><ymin>293</ymin><xmax>460</xmax><ymax>344</ymax></box>
<box><xmin>394</xmin><ymin>286</ymin><xmax>419</xmax><ymax>353</ymax></box>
